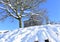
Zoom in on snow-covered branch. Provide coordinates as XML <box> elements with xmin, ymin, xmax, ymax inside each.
<box><xmin>0</xmin><ymin>1</ymin><xmax>16</xmax><ymax>13</ymax></box>
<box><xmin>0</xmin><ymin>6</ymin><xmax>18</xmax><ymax>19</ymax></box>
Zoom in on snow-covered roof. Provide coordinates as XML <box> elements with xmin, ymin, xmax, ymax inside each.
<box><xmin>0</xmin><ymin>24</ymin><xmax>60</xmax><ymax>42</ymax></box>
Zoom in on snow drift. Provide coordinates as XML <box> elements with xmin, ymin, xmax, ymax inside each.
<box><xmin>0</xmin><ymin>24</ymin><xmax>60</xmax><ymax>42</ymax></box>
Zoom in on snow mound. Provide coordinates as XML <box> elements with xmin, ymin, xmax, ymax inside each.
<box><xmin>0</xmin><ymin>24</ymin><xmax>60</xmax><ymax>42</ymax></box>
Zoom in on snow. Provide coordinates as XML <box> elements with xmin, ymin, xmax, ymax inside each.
<box><xmin>0</xmin><ymin>24</ymin><xmax>60</xmax><ymax>42</ymax></box>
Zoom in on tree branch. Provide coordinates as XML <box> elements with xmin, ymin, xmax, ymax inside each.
<box><xmin>0</xmin><ymin>6</ymin><xmax>18</xmax><ymax>19</ymax></box>
<box><xmin>0</xmin><ymin>15</ymin><xmax>8</xmax><ymax>20</ymax></box>
<box><xmin>0</xmin><ymin>1</ymin><xmax>17</xmax><ymax>14</ymax></box>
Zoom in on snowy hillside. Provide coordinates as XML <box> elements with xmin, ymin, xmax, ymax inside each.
<box><xmin>0</xmin><ymin>24</ymin><xmax>60</xmax><ymax>42</ymax></box>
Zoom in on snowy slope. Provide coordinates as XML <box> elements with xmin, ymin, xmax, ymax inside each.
<box><xmin>0</xmin><ymin>24</ymin><xmax>60</xmax><ymax>42</ymax></box>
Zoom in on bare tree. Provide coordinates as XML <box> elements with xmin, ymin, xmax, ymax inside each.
<box><xmin>24</xmin><ymin>9</ymin><xmax>49</xmax><ymax>27</ymax></box>
<box><xmin>0</xmin><ymin>0</ymin><xmax>45</xmax><ymax>28</ymax></box>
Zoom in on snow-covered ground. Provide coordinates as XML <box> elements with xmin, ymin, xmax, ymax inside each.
<box><xmin>0</xmin><ymin>24</ymin><xmax>60</xmax><ymax>42</ymax></box>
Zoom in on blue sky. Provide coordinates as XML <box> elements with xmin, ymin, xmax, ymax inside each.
<box><xmin>46</xmin><ymin>0</ymin><xmax>60</xmax><ymax>22</ymax></box>
<box><xmin>0</xmin><ymin>0</ymin><xmax>60</xmax><ymax>30</ymax></box>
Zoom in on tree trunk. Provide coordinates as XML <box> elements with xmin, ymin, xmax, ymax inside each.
<box><xmin>19</xmin><ymin>10</ymin><xmax>23</xmax><ymax>28</ymax></box>
<box><xmin>19</xmin><ymin>18</ymin><xmax>22</xmax><ymax>28</ymax></box>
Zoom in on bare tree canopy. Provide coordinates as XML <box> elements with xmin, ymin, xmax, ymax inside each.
<box><xmin>0</xmin><ymin>0</ymin><xmax>47</xmax><ymax>28</ymax></box>
<box><xmin>24</xmin><ymin>10</ymin><xmax>49</xmax><ymax>27</ymax></box>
